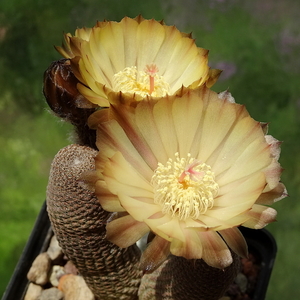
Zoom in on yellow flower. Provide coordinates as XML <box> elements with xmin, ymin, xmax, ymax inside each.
<box><xmin>56</xmin><ymin>16</ymin><xmax>220</xmax><ymax>107</ymax></box>
<box><xmin>91</xmin><ymin>86</ymin><xmax>286</xmax><ymax>270</ymax></box>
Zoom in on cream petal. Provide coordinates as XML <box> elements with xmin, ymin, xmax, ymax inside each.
<box><xmin>196</xmin><ymin>214</ymin><xmax>242</xmax><ymax>230</ymax></box>
<box><xmin>93</xmin><ymin>22</ymin><xmax>126</xmax><ymax>73</ymax></box>
<box><xmin>140</xmin><ymin>235</ymin><xmax>171</xmax><ymax>273</ymax></box>
<box><xmin>214</xmin><ymin>172</ymin><xmax>266</xmax><ymax>207</ymax></box>
<box><xmin>256</xmin><ymin>182</ymin><xmax>287</xmax><ymax>205</ymax></box>
<box><xmin>105</xmin><ymin>151</ymin><xmax>153</xmax><ymax>193</ymax></box>
<box><xmin>108</xmin><ymin>104</ymin><xmax>159</xmax><ymax>171</ymax></box>
<box><xmin>265</xmin><ymin>135</ymin><xmax>281</xmax><ymax>160</ymax></box>
<box><xmin>104</xmin><ymin>173</ymin><xmax>153</xmax><ymax>200</ymax></box>
<box><xmin>144</xmin><ymin>214</ymin><xmax>174</xmax><ymax>242</ymax></box>
<box><xmin>198</xmin><ymin>231</ymin><xmax>233</xmax><ymax>269</ymax></box>
<box><xmin>216</xmin><ymin>137</ymin><xmax>271</xmax><ymax>187</ymax></box>
<box><xmin>172</xmin><ymin>54</ymin><xmax>208</xmax><ymax>90</ymax></box>
<box><xmin>196</xmin><ymin>96</ymin><xmax>248</xmax><ymax>163</ymax></box>
<box><xmin>202</xmin><ymin>213</ymin><xmax>250</xmax><ymax>231</ymax></box>
<box><xmin>219</xmin><ymin>227</ymin><xmax>248</xmax><ymax>258</ymax></box>
<box><xmin>171</xmin><ymin>91</ymin><xmax>205</xmax><ymax>157</ymax></box>
<box><xmin>136</xmin><ymin>19</ymin><xmax>166</xmax><ymax>71</ymax></box>
<box><xmin>121</xmin><ymin>17</ymin><xmax>139</xmax><ymax>67</ymax></box>
<box><xmin>95</xmin><ymin>180</ymin><xmax>125</xmax><ymax>212</ymax></box>
<box><xmin>263</xmin><ymin>160</ymin><xmax>283</xmax><ymax>191</ymax></box>
<box><xmin>184</xmin><ymin>218</ymin><xmax>207</xmax><ymax>228</ymax></box>
<box><xmin>241</xmin><ymin>204</ymin><xmax>277</xmax><ymax>229</ymax></box>
<box><xmin>80</xmin><ymin>43</ymin><xmax>111</xmax><ymax>85</ymax></box>
<box><xmin>152</xmin><ymin>25</ymin><xmax>191</xmax><ymax>78</ymax></box>
<box><xmin>134</xmin><ymin>100</ymin><xmax>169</xmax><ymax>163</ymax></box>
<box><xmin>87</xmin><ymin>109</ymin><xmax>109</xmax><ymax>129</ymax></box>
<box><xmin>164</xmin><ymin>40</ymin><xmax>205</xmax><ymax>90</ymax></box>
<box><xmin>88</xmin><ymin>28</ymin><xmax>116</xmax><ymax>83</ymax></box>
<box><xmin>77</xmin><ymin>83</ymin><xmax>109</xmax><ymax>107</ymax></box>
<box><xmin>170</xmin><ymin>227</ymin><xmax>203</xmax><ymax>259</ymax></box>
<box><xmin>152</xmin><ymin>98</ymin><xmax>178</xmax><ymax>158</ymax></box>
<box><xmin>74</xmin><ymin>27</ymin><xmax>92</xmax><ymax>40</ymax></box>
<box><xmin>106</xmin><ymin>214</ymin><xmax>150</xmax><ymax>248</ymax></box>
<box><xmin>205</xmin><ymin>202</ymin><xmax>253</xmax><ymax>221</ymax></box>
<box><xmin>209</xmin><ymin>118</ymin><xmax>267</xmax><ymax>178</ymax></box>
<box><xmin>118</xmin><ymin>193</ymin><xmax>160</xmax><ymax>222</ymax></box>
<box><xmin>156</xmin><ymin>218</ymin><xmax>185</xmax><ymax>242</ymax></box>
<box><xmin>96</xmin><ymin>119</ymin><xmax>154</xmax><ymax>180</ymax></box>
<box><xmin>205</xmin><ymin>68</ymin><xmax>222</xmax><ymax>88</ymax></box>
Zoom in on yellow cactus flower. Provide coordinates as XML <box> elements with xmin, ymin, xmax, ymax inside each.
<box><xmin>56</xmin><ymin>16</ymin><xmax>220</xmax><ymax>107</ymax></box>
<box><xmin>91</xmin><ymin>86</ymin><xmax>286</xmax><ymax>270</ymax></box>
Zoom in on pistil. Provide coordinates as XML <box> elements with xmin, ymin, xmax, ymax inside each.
<box><xmin>112</xmin><ymin>64</ymin><xmax>169</xmax><ymax>97</ymax></box>
<box><xmin>145</xmin><ymin>64</ymin><xmax>159</xmax><ymax>95</ymax></box>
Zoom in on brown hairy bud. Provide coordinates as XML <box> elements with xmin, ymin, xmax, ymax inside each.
<box><xmin>43</xmin><ymin>59</ymin><xmax>98</xmax><ymax>148</ymax></box>
<box><xmin>43</xmin><ymin>58</ymin><xmax>96</xmax><ymax>125</ymax></box>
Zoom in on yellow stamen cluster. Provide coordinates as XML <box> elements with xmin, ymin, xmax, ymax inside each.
<box><xmin>113</xmin><ymin>65</ymin><xmax>170</xmax><ymax>97</ymax></box>
<box><xmin>152</xmin><ymin>153</ymin><xmax>219</xmax><ymax>220</ymax></box>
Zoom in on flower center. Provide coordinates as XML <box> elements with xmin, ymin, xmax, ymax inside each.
<box><xmin>151</xmin><ymin>153</ymin><xmax>219</xmax><ymax>220</ymax></box>
<box><xmin>112</xmin><ymin>64</ymin><xmax>170</xmax><ymax>97</ymax></box>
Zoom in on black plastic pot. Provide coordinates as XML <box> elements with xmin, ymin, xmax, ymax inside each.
<box><xmin>2</xmin><ymin>202</ymin><xmax>277</xmax><ymax>300</ymax></box>
<box><xmin>235</xmin><ymin>226</ymin><xmax>277</xmax><ymax>300</ymax></box>
<box><xmin>2</xmin><ymin>201</ymin><xmax>52</xmax><ymax>300</ymax></box>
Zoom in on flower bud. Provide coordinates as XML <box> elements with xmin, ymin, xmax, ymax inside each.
<box><xmin>43</xmin><ymin>58</ymin><xmax>96</xmax><ymax>125</ymax></box>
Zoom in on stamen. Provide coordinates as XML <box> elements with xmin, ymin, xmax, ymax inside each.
<box><xmin>151</xmin><ymin>153</ymin><xmax>219</xmax><ymax>220</ymax></box>
<box><xmin>145</xmin><ymin>64</ymin><xmax>159</xmax><ymax>95</ymax></box>
<box><xmin>113</xmin><ymin>65</ymin><xmax>169</xmax><ymax>97</ymax></box>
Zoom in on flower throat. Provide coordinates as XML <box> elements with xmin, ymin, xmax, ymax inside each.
<box><xmin>151</xmin><ymin>153</ymin><xmax>219</xmax><ymax>220</ymax></box>
<box><xmin>113</xmin><ymin>64</ymin><xmax>170</xmax><ymax>97</ymax></box>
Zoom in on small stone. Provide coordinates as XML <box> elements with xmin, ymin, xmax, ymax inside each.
<box><xmin>58</xmin><ymin>274</ymin><xmax>94</xmax><ymax>300</ymax></box>
<box><xmin>24</xmin><ymin>283</ymin><xmax>43</xmax><ymax>300</ymax></box>
<box><xmin>27</xmin><ymin>253</ymin><xmax>51</xmax><ymax>285</ymax></box>
<box><xmin>49</xmin><ymin>265</ymin><xmax>65</xmax><ymax>287</ymax></box>
<box><xmin>38</xmin><ymin>287</ymin><xmax>64</xmax><ymax>300</ymax></box>
<box><xmin>64</xmin><ymin>260</ymin><xmax>78</xmax><ymax>275</ymax></box>
<box><xmin>47</xmin><ymin>235</ymin><xmax>63</xmax><ymax>262</ymax></box>
<box><xmin>235</xmin><ymin>272</ymin><xmax>248</xmax><ymax>293</ymax></box>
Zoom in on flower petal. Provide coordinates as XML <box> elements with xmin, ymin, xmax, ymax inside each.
<box><xmin>213</xmin><ymin>121</ymin><xmax>270</xmax><ymax>185</ymax></box>
<box><xmin>195</xmin><ymin>94</ymin><xmax>247</xmax><ymax>163</ymax></box>
<box><xmin>96</xmin><ymin>118</ymin><xmax>154</xmax><ymax>179</ymax></box>
<box><xmin>104</xmin><ymin>151</ymin><xmax>153</xmax><ymax>194</ymax></box>
<box><xmin>156</xmin><ymin>219</ymin><xmax>186</xmax><ymax>242</ymax></box>
<box><xmin>219</xmin><ymin>227</ymin><xmax>248</xmax><ymax>258</ymax></box>
<box><xmin>118</xmin><ymin>193</ymin><xmax>161</xmax><ymax>222</ymax></box>
<box><xmin>144</xmin><ymin>214</ymin><xmax>174</xmax><ymax>242</ymax></box>
<box><xmin>170</xmin><ymin>227</ymin><xmax>203</xmax><ymax>259</ymax></box>
<box><xmin>256</xmin><ymin>182</ymin><xmax>287</xmax><ymax>205</ymax></box>
<box><xmin>95</xmin><ymin>180</ymin><xmax>125</xmax><ymax>212</ymax></box>
<box><xmin>140</xmin><ymin>235</ymin><xmax>171</xmax><ymax>273</ymax></box>
<box><xmin>215</xmin><ymin>171</ymin><xmax>265</xmax><ymax>208</ymax></box>
<box><xmin>241</xmin><ymin>204</ymin><xmax>277</xmax><ymax>229</ymax></box>
<box><xmin>171</xmin><ymin>90</ymin><xmax>205</xmax><ymax>157</ymax></box>
<box><xmin>106</xmin><ymin>214</ymin><xmax>150</xmax><ymax>248</ymax></box>
<box><xmin>198</xmin><ymin>231</ymin><xmax>233</xmax><ymax>269</ymax></box>
<box><xmin>263</xmin><ymin>160</ymin><xmax>283</xmax><ymax>191</ymax></box>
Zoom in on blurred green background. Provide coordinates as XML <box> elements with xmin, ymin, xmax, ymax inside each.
<box><xmin>1</xmin><ymin>0</ymin><xmax>299</xmax><ymax>298</ymax></box>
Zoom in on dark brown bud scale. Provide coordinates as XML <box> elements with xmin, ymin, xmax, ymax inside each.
<box><xmin>43</xmin><ymin>59</ymin><xmax>97</xmax><ymax>125</ymax></box>
<box><xmin>43</xmin><ymin>59</ymin><xmax>98</xmax><ymax>148</ymax></box>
